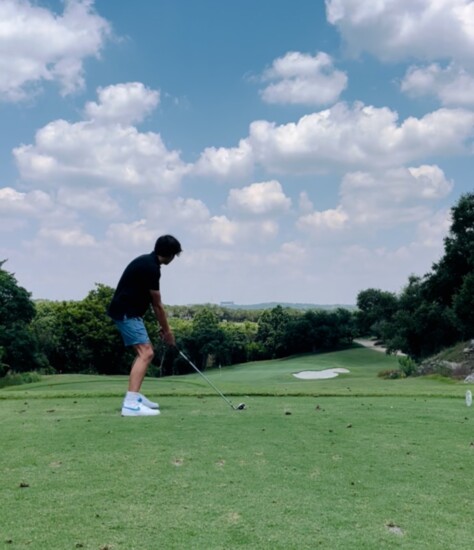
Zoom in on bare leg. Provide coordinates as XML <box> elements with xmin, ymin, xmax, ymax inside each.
<box><xmin>128</xmin><ymin>343</ymin><xmax>155</xmax><ymax>392</ymax></box>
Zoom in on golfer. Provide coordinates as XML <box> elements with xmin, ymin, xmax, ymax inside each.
<box><xmin>108</xmin><ymin>235</ymin><xmax>182</xmax><ymax>416</ymax></box>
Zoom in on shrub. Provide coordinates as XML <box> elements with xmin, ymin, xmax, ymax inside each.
<box><xmin>0</xmin><ymin>371</ymin><xmax>41</xmax><ymax>389</ymax></box>
<box><xmin>378</xmin><ymin>369</ymin><xmax>403</xmax><ymax>379</ymax></box>
<box><xmin>398</xmin><ymin>356</ymin><xmax>418</xmax><ymax>377</ymax></box>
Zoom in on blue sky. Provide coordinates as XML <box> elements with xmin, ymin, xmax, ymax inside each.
<box><xmin>1</xmin><ymin>0</ymin><xmax>473</xmax><ymax>305</ymax></box>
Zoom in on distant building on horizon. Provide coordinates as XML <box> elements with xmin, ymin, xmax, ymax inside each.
<box><xmin>220</xmin><ymin>301</ymin><xmax>235</xmax><ymax>307</ymax></box>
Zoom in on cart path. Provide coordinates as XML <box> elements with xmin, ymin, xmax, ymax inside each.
<box><xmin>354</xmin><ymin>338</ymin><xmax>406</xmax><ymax>356</ymax></box>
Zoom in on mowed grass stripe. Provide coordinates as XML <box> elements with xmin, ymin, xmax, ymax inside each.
<box><xmin>1</xmin><ymin>393</ymin><xmax>472</xmax><ymax>549</ymax></box>
<box><xmin>0</xmin><ymin>346</ymin><xmax>467</xmax><ymax>400</ymax></box>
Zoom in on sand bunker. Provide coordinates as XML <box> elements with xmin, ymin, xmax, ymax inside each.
<box><xmin>293</xmin><ymin>368</ymin><xmax>350</xmax><ymax>380</ymax></box>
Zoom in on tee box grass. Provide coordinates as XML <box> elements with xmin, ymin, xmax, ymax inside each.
<box><xmin>1</xmin><ymin>346</ymin><xmax>472</xmax><ymax>549</ymax></box>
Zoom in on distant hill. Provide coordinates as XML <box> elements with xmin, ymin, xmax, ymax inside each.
<box><xmin>219</xmin><ymin>302</ymin><xmax>356</xmax><ymax>311</ymax></box>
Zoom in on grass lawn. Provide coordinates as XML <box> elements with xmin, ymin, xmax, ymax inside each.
<box><xmin>1</xmin><ymin>346</ymin><xmax>473</xmax><ymax>549</ymax></box>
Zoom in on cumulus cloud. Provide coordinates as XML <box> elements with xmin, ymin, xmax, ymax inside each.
<box><xmin>208</xmin><ymin>216</ymin><xmax>239</xmax><ymax>245</ymax></box>
<box><xmin>190</xmin><ymin>101</ymin><xmax>474</xmax><ymax>181</ymax></box>
<box><xmin>297</xmin><ymin>164</ymin><xmax>452</xmax><ymax>238</ymax></box>
<box><xmin>227</xmin><ymin>180</ymin><xmax>291</xmax><ymax>216</ymax></box>
<box><xmin>169</xmin><ymin>197</ymin><xmax>211</xmax><ymax>224</ymax></box>
<box><xmin>13</xmin><ymin>83</ymin><xmax>189</xmax><ymax>193</ymax></box>
<box><xmin>247</xmin><ymin>102</ymin><xmax>474</xmax><ymax>173</ymax></box>
<box><xmin>401</xmin><ymin>63</ymin><xmax>474</xmax><ymax>107</ymax></box>
<box><xmin>0</xmin><ymin>186</ymin><xmax>53</xmax><ymax>214</ymax></box>
<box><xmin>326</xmin><ymin>0</ymin><xmax>474</xmax><ymax>64</ymax></box>
<box><xmin>299</xmin><ymin>191</ymin><xmax>314</xmax><ymax>214</ymax></box>
<box><xmin>38</xmin><ymin>227</ymin><xmax>96</xmax><ymax>247</ymax></box>
<box><xmin>267</xmin><ymin>241</ymin><xmax>307</xmax><ymax>265</ymax></box>
<box><xmin>139</xmin><ymin>196</ymin><xmax>211</xmax><ymax>229</ymax></box>
<box><xmin>339</xmin><ymin>165</ymin><xmax>453</xmax><ymax>224</ymax></box>
<box><xmin>105</xmin><ymin>219</ymin><xmax>156</xmax><ymax>248</ymax></box>
<box><xmin>0</xmin><ymin>0</ymin><xmax>111</xmax><ymax>101</ymax></box>
<box><xmin>193</xmin><ymin>140</ymin><xmax>254</xmax><ymax>181</ymax></box>
<box><xmin>138</xmin><ymin>194</ymin><xmax>280</xmax><ymax>247</ymax></box>
<box><xmin>416</xmin><ymin>209</ymin><xmax>451</xmax><ymax>248</ymax></box>
<box><xmin>298</xmin><ymin>206</ymin><xmax>349</xmax><ymax>234</ymax></box>
<box><xmin>260</xmin><ymin>51</ymin><xmax>347</xmax><ymax>106</ymax></box>
<box><xmin>84</xmin><ymin>82</ymin><xmax>160</xmax><ymax>125</ymax></box>
<box><xmin>206</xmin><ymin>217</ymin><xmax>279</xmax><ymax>245</ymax></box>
<box><xmin>56</xmin><ymin>187</ymin><xmax>121</xmax><ymax>217</ymax></box>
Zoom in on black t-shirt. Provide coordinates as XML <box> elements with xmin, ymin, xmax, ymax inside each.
<box><xmin>108</xmin><ymin>252</ymin><xmax>161</xmax><ymax>320</ymax></box>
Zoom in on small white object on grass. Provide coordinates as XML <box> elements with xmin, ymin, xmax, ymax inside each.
<box><xmin>466</xmin><ymin>390</ymin><xmax>472</xmax><ymax>407</ymax></box>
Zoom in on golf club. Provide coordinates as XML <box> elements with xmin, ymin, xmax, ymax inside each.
<box><xmin>178</xmin><ymin>349</ymin><xmax>246</xmax><ymax>411</ymax></box>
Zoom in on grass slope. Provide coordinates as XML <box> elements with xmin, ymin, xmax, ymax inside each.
<box><xmin>1</xmin><ymin>346</ymin><xmax>473</xmax><ymax>549</ymax></box>
<box><xmin>1</xmin><ymin>345</ymin><xmax>465</xmax><ymax>400</ymax></box>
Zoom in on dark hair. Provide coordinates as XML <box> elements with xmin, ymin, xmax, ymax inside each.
<box><xmin>154</xmin><ymin>235</ymin><xmax>182</xmax><ymax>257</ymax></box>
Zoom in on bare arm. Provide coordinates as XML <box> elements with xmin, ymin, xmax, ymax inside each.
<box><xmin>150</xmin><ymin>289</ymin><xmax>175</xmax><ymax>346</ymax></box>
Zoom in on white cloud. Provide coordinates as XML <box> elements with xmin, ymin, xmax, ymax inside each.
<box><xmin>407</xmin><ymin>165</ymin><xmax>453</xmax><ymax>199</ymax></box>
<box><xmin>227</xmin><ymin>180</ymin><xmax>291</xmax><ymax>216</ymax></box>
<box><xmin>0</xmin><ymin>186</ymin><xmax>53</xmax><ymax>214</ymax></box>
<box><xmin>169</xmin><ymin>197</ymin><xmax>211</xmax><ymax>224</ymax></box>
<box><xmin>416</xmin><ymin>209</ymin><xmax>451</xmax><ymax>247</ymax></box>
<box><xmin>267</xmin><ymin>241</ymin><xmax>307</xmax><ymax>265</ymax></box>
<box><xmin>84</xmin><ymin>82</ymin><xmax>160</xmax><ymax>125</ymax></box>
<box><xmin>138</xmin><ymin>194</ymin><xmax>280</xmax><ymax>247</ymax></box>
<box><xmin>336</xmin><ymin>243</ymin><xmax>422</xmax><ymax>294</ymax></box>
<box><xmin>208</xmin><ymin>215</ymin><xmax>239</xmax><ymax>244</ymax></box>
<box><xmin>105</xmin><ymin>219</ymin><xmax>156</xmax><ymax>249</ymax></box>
<box><xmin>298</xmin><ymin>206</ymin><xmax>349</xmax><ymax>234</ymax></box>
<box><xmin>326</xmin><ymin>0</ymin><xmax>474</xmax><ymax>64</ymax></box>
<box><xmin>207</xmin><ymin>216</ymin><xmax>274</xmax><ymax>246</ymax></box>
<box><xmin>299</xmin><ymin>191</ymin><xmax>314</xmax><ymax>214</ymax></box>
<box><xmin>13</xmin><ymin>84</ymin><xmax>189</xmax><ymax>192</ymax></box>
<box><xmin>0</xmin><ymin>0</ymin><xmax>111</xmax><ymax>101</ymax></box>
<box><xmin>193</xmin><ymin>139</ymin><xmax>253</xmax><ymax>181</ymax></box>
<box><xmin>138</xmin><ymin>196</ymin><xmax>212</xmax><ymax>240</ymax></box>
<box><xmin>297</xmin><ymin>164</ymin><xmax>452</xmax><ymax>239</ymax></box>
<box><xmin>401</xmin><ymin>63</ymin><xmax>474</xmax><ymax>107</ymax></box>
<box><xmin>260</xmin><ymin>51</ymin><xmax>347</xmax><ymax>106</ymax></box>
<box><xmin>39</xmin><ymin>227</ymin><xmax>96</xmax><ymax>247</ymax></box>
<box><xmin>339</xmin><ymin>165</ymin><xmax>453</xmax><ymax>224</ymax></box>
<box><xmin>247</xmin><ymin>102</ymin><xmax>474</xmax><ymax>173</ymax></box>
<box><xmin>56</xmin><ymin>187</ymin><xmax>121</xmax><ymax>218</ymax></box>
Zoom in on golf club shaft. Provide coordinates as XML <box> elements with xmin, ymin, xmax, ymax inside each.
<box><xmin>178</xmin><ymin>350</ymin><xmax>236</xmax><ymax>410</ymax></box>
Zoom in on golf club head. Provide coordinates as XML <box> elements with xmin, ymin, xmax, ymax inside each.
<box><xmin>236</xmin><ymin>403</ymin><xmax>246</xmax><ymax>410</ymax></box>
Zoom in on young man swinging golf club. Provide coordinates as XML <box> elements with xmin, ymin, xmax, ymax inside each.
<box><xmin>108</xmin><ymin>235</ymin><xmax>182</xmax><ymax>416</ymax></box>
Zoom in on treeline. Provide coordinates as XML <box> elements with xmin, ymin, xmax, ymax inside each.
<box><xmin>0</xmin><ymin>269</ymin><xmax>357</xmax><ymax>376</ymax></box>
<box><xmin>1</xmin><ymin>192</ymin><xmax>472</xmax><ymax>377</ymax></box>
<box><xmin>356</xmin><ymin>192</ymin><xmax>474</xmax><ymax>360</ymax></box>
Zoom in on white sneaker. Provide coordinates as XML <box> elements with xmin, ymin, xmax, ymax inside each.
<box><xmin>137</xmin><ymin>393</ymin><xmax>159</xmax><ymax>409</ymax></box>
<box><xmin>121</xmin><ymin>401</ymin><xmax>160</xmax><ymax>417</ymax></box>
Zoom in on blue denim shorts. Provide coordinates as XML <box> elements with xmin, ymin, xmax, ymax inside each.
<box><xmin>113</xmin><ymin>316</ymin><xmax>150</xmax><ymax>347</ymax></box>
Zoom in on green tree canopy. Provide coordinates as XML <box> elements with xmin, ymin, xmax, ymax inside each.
<box><xmin>356</xmin><ymin>288</ymin><xmax>398</xmax><ymax>337</ymax></box>
<box><xmin>0</xmin><ymin>260</ymin><xmax>46</xmax><ymax>372</ymax></box>
<box><xmin>424</xmin><ymin>192</ymin><xmax>474</xmax><ymax>306</ymax></box>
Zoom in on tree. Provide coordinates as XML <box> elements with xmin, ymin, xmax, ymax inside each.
<box><xmin>356</xmin><ymin>288</ymin><xmax>398</xmax><ymax>337</ymax></box>
<box><xmin>383</xmin><ymin>276</ymin><xmax>459</xmax><ymax>359</ymax></box>
<box><xmin>190</xmin><ymin>307</ymin><xmax>226</xmax><ymax>368</ymax></box>
<box><xmin>0</xmin><ymin>346</ymin><xmax>8</xmax><ymax>377</ymax></box>
<box><xmin>256</xmin><ymin>306</ymin><xmax>292</xmax><ymax>358</ymax></box>
<box><xmin>424</xmin><ymin>192</ymin><xmax>474</xmax><ymax>306</ymax></box>
<box><xmin>0</xmin><ymin>260</ymin><xmax>46</xmax><ymax>372</ymax></box>
<box><xmin>334</xmin><ymin>308</ymin><xmax>356</xmax><ymax>345</ymax></box>
<box><xmin>220</xmin><ymin>322</ymin><xmax>258</xmax><ymax>365</ymax></box>
<box><xmin>453</xmin><ymin>272</ymin><xmax>474</xmax><ymax>338</ymax></box>
<box><xmin>0</xmin><ymin>260</ymin><xmax>35</xmax><ymax>324</ymax></box>
<box><xmin>33</xmin><ymin>284</ymin><xmax>133</xmax><ymax>374</ymax></box>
